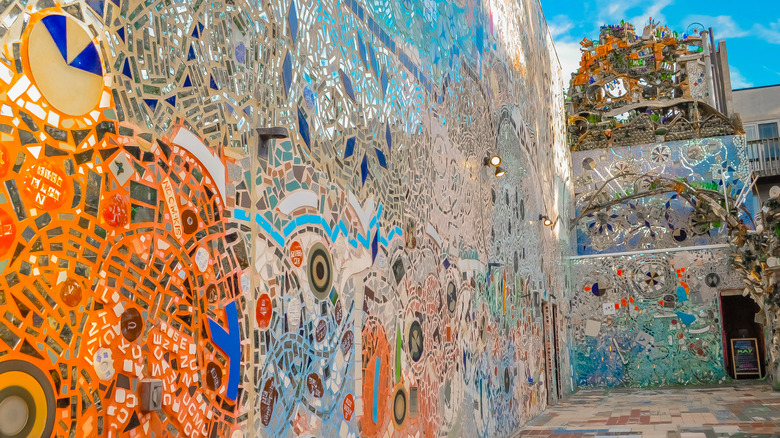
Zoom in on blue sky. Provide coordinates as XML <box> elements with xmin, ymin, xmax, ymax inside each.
<box><xmin>540</xmin><ymin>0</ymin><xmax>780</xmax><ymax>89</ymax></box>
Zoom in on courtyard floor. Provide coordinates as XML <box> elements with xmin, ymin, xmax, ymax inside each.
<box><xmin>517</xmin><ymin>382</ymin><xmax>780</xmax><ymax>437</ymax></box>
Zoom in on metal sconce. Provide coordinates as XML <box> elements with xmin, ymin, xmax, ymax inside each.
<box><xmin>483</xmin><ymin>155</ymin><xmax>506</xmax><ymax>177</ymax></box>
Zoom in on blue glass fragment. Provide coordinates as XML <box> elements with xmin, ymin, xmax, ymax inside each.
<box><xmin>122</xmin><ymin>57</ymin><xmax>133</xmax><ymax>79</ymax></box>
<box><xmin>344</xmin><ymin>137</ymin><xmax>356</xmax><ymax>159</ymax></box>
<box><xmin>71</xmin><ymin>43</ymin><xmax>103</xmax><ymax>76</ymax></box>
<box><xmin>298</xmin><ymin>108</ymin><xmax>311</xmax><ymax>149</ymax></box>
<box><xmin>340</xmin><ymin>70</ymin><xmax>355</xmax><ymax>101</ymax></box>
<box><xmin>143</xmin><ymin>98</ymin><xmax>158</xmax><ymax>112</ymax></box>
<box><xmin>375</xmin><ymin>148</ymin><xmax>386</xmax><ymax>168</ymax></box>
<box><xmin>361</xmin><ymin>154</ymin><xmax>369</xmax><ymax>185</ymax></box>
<box><xmin>85</xmin><ymin>0</ymin><xmax>105</xmax><ymax>17</ymax></box>
<box><xmin>385</xmin><ymin>123</ymin><xmax>392</xmax><ymax>151</ymax></box>
<box><xmin>289</xmin><ymin>1</ymin><xmax>299</xmax><ymax>43</ymax></box>
<box><xmin>42</xmin><ymin>15</ymin><xmax>67</xmax><ymax>60</ymax></box>
<box><xmin>283</xmin><ymin>52</ymin><xmax>293</xmax><ymax>97</ymax></box>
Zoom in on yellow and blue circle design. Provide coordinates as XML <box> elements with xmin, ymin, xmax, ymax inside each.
<box><xmin>26</xmin><ymin>13</ymin><xmax>104</xmax><ymax>116</ymax></box>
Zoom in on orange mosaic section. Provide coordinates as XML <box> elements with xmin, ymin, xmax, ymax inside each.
<box><xmin>0</xmin><ymin>8</ymin><xmax>248</xmax><ymax>437</ymax></box>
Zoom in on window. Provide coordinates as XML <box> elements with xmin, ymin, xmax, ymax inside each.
<box><xmin>758</xmin><ymin>122</ymin><xmax>779</xmax><ymax>140</ymax></box>
<box><xmin>745</xmin><ymin>125</ymin><xmax>757</xmax><ymax>141</ymax></box>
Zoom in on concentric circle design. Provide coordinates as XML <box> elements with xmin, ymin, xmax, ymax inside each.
<box><xmin>392</xmin><ymin>387</ymin><xmax>406</xmax><ymax>426</ymax></box>
<box><xmin>446</xmin><ymin>282</ymin><xmax>457</xmax><ymax>313</ymax></box>
<box><xmin>408</xmin><ymin>320</ymin><xmax>423</xmax><ymax>362</ymax></box>
<box><xmin>0</xmin><ymin>360</ymin><xmax>55</xmax><ymax>438</ymax></box>
<box><xmin>307</xmin><ymin>242</ymin><xmax>333</xmax><ymax>300</ymax></box>
<box><xmin>26</xmin><ymin>14</ymin><xmax>104</xmax><ymax>116</ymax></box>
<box><xmin>629</xmin><ymin>259</ymin><xmax>675</xmax><ymax>298</ymax></box>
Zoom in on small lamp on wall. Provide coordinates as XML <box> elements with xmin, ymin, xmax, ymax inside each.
<box><xmin>539</xmin><ymin>215</ymin><xmax>557</xmax><ymax>227</ymax></box>
<box><xmin>483</xmin><ymin>155</ymin><xmax>506</xmax><ymax>177</ymax></box>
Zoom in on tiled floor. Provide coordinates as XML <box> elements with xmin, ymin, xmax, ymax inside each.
<box><xmin>517</xmin><ymin>382</ymin><xmax>780</xmax><ymax>437</ymax></box>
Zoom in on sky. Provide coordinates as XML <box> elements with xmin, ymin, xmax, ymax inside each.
<box><xmin>540</xmin><ymin>0</ymin><xmax>780</xmax><ymax>90</ymax></box>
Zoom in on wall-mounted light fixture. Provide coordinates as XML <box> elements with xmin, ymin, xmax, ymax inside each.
<box><xmin>483</xmin><ymin>155</ymin><xmax>506</xmax><ymax>177</ymax></box>
<box><xmin>539</xmin><ymin>214</ymin><xmax>558</xmax><ymax>227</ymax></box>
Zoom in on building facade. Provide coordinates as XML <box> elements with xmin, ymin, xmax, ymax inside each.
<box><xmin>566</xmin><ymin>21</ymin><xmax>759</xmax><ymax>388</ymax></box>
<box><xmin>0</xmin><ymin>0</ymin><xmax>572</xmax><ymax>437</ymax></box>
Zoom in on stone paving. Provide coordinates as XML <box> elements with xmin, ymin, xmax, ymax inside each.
<box><xmin>517</xmin><ymin>382</ymin><xmax>780</xmax><ymax>437</ymax></box>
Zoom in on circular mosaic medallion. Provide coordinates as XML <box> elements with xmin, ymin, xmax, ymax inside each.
<box><xmin>629</xmin><ymin>259</ymin><xmax>675</xmax><ymax>298</ymax></box>
<box><xmin>705</xmin><ymin>272</ymin><xmax>721</xmax><ymax>288</ymax></box>
<box><xmin>392</xmin><ymin>387</ymin><xmax>406</xmax><ymax>426</ymax></box>
<box><xmin>408</xmin><ymin>320</ymin><xmax>423</xmax><ymax>362</ymax></box>
<box><xmin>650</xmin><ymin>145</ymin><xmax>671</xmax><ymax>163</ymax></box>
<box><xmin>0</xmin><ymin>360</ymin><xmax>55</xmax><ymax>438</ymax></box>
<box><xmin>672</xmin><ymin>228</ymin><xmax>688</xmax><ymax>242</ymax></box>
<box><xmin>26</xmin><ymin>14</ymin><xmax>104</xmax><ymax>116</ymax></box>
<box><xmin>446</xmin><ymin>282</ymin><xmax>457</xmax><ymax>313</ymax></box>
<box><xmin>307</xmin><ymin>243</ymin><xmax>333</xmax><ymax>300</ymax></box>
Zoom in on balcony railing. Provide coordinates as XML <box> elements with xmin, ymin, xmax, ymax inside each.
<box><xmin>747</xmin><ymin>138</ymin><xmax>780</xmax><ymax>177</ymax></box>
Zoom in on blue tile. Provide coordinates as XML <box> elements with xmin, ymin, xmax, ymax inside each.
<box><xmin>375</xmin><ymin>148</ymin><xmax>386</xmax><ymax>168</ymax></box>
<box><xmin>42</xmin><ymin>15</ymin><xmax>67</xmax><ymax>61</ymax></box>
<box><xmin>344</xmin><ymin>136</ymin><xmax>356</xmax><ymax>159</ymax></box>
<box><xmin>340</xmin><ymin>69</ymin><xmax>355</xmax><ymax>101</ymax></box>
<box><xmin>70</xmin><ymin>43</ymin><xmax>103</xmax><ymax>76</ymax></box>
<box><xmin>289</xmin><ymin>1</ymin><xmax>298</xmax><ymax>43</ymax></box>
<box><xmin>298</xmin><ymin>108</ymin><xmax>311</xmax><ymax>149</ymax></box>
<box><xmin>361</xmin><ymin>153</ymin><xmax>368</xmax><ymax>185</ymax></box>
<box><xmin>385</xmin><ymin>123</ymin><xmax>392</xmax><ymax>151</ymax></box>
<box><xmin>143</xmin><ymin>98</ymin><xmax>158</xmax><ymax>112</ymax></box>
<box><xmin>283</xmin><ymin>51</ymin><xmax>293</xmax><ymax>97</ymax></box>
<box><xmin>122</xmin><ymin>57</ymin><xmax>133</xmax><ymax>79</ymax></box>
<box><xmin>86</xmin><ymin>0</ymin><xmax>105</xmax><ymax>17</ymax></box>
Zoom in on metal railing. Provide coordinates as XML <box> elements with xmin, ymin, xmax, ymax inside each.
<box><xmin>747</xmin><ymin>138</ymin><xmax>780</xmax><ymax>177</ymax></box>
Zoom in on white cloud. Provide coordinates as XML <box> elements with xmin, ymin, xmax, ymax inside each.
<box><xmin>627</xmin><ymin>0</ymin><xmax>674</xmax><ymax>31</ymax></box>
<box><xmin>753</xmin><ymin>19</ymin><xmax>780</xmax><ymax>44</ymax></box>
<box><xmin>595</xmin><ymin>0</ymin><xmax>643</xmax><ymax>27</ymax></box>
<box><xmin>681</xmin><ymin>15</ymin><xmax>748</xmax><ymax>39</ymax></box>
<box><xmin>548</xmin><ymin>15</ymin><xmax>574</xmax><ymax>39</ymax></box>
<box><xmin>553</xmin><ymin>38</ymin><xmax>584</xmax><ymax>90</ymax></box>
<box><xmin>729</xmin><ymin>65</ymin><xmax>754</xmax><ymax>89</ymax></box>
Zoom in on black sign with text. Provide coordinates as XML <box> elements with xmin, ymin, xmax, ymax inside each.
<box><xmin>731</xmin><ymin>338</ymin><xmax>761</xmax><ymax>376</ymax></box>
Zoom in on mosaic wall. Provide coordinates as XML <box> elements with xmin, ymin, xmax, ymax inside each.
<box><xmin>570</xmin><ymin>249</ymin><xmax>737</xmax><ymax>387</ymax></box>
<box><xmin>0</xmin><ymin>0</ymin><xmax>570</xmax><ymax>437</ymax></box>
<box><xmin>573</xmin><ymin>135</ymin><xmax>754</xmax><ymax>255</ymax></box>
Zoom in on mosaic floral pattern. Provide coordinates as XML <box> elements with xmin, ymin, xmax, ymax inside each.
<box><xmin>573</xmin><ymin>135</ymin><xmax>756</xmax><ymax>255</ymax></box>
<box><xmin>0</xmin><ymin>0</ymin><xmax>569</xmax><ymax>437</ymax></box>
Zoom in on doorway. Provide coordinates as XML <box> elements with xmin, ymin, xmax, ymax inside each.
<box><xmin>720</xmin><ymin>292</ymin><xmax>766</xmax><ymax>378</ymax></box>
<box><xmin>542</xmin><ymin>302</ymin><xmax>562</xmax><ymax>404</ymax></box>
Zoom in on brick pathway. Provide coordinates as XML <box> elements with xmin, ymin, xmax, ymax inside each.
<box><xmin>517</xmin><ymin>382</ymin><xmax>780</xmax><ymax>437</ymax></box>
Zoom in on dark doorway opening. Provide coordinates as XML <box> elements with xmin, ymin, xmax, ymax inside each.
<box><xmin>542</xmin><ymin>302</ymin><xmax>562</xmax><ymax>404</ymax></box>
<box><xmin>720</xmin><ymin>293</ymin><xmax>766</xmax><ymax>379</ymax></box>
